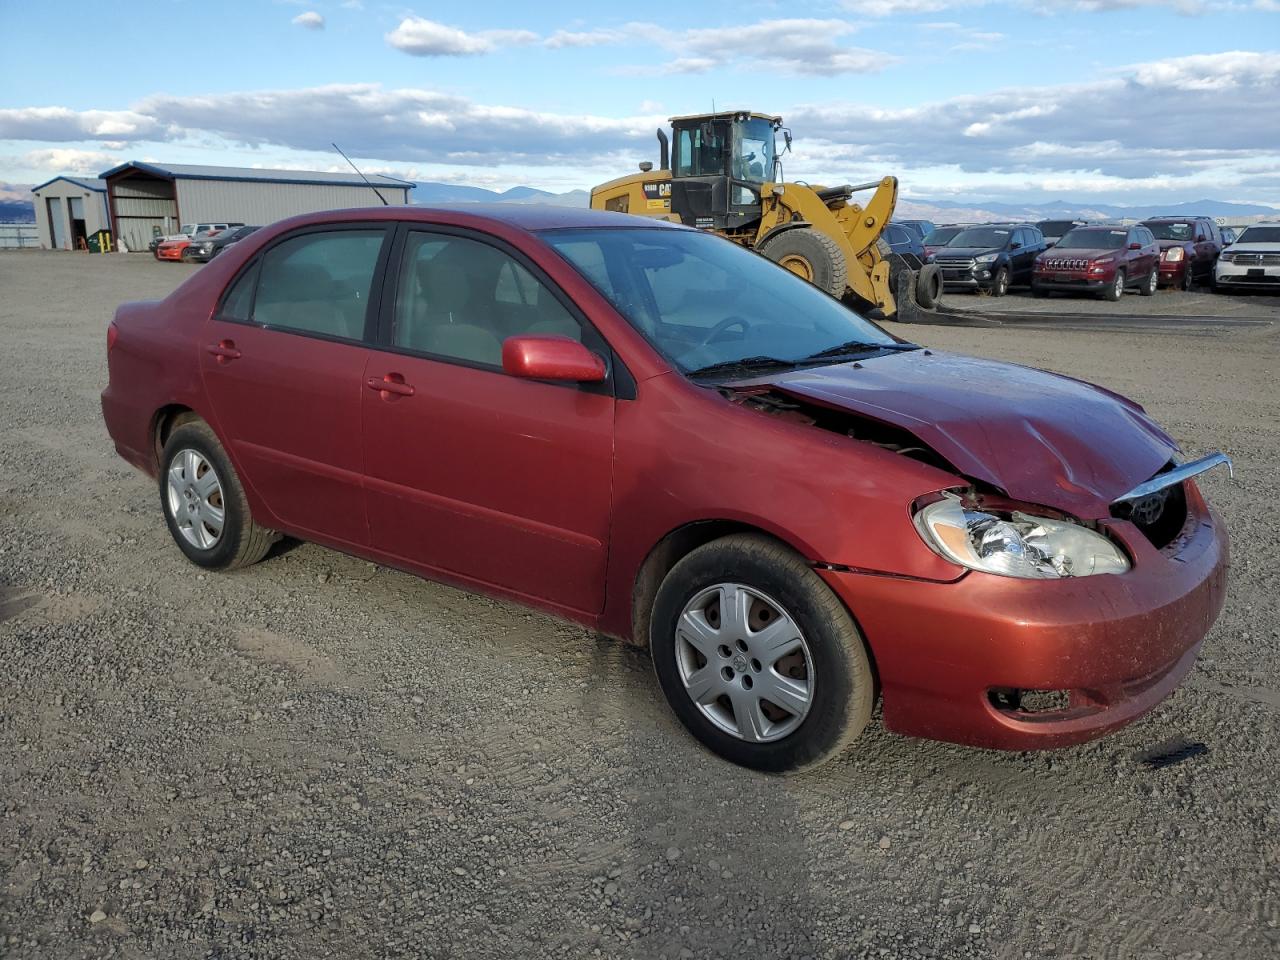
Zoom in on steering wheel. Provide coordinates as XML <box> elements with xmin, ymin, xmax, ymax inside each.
<box><xmin>698</xmin><ymin>315</ymin><xmax>751</xmax><ymax>347</ymax></box>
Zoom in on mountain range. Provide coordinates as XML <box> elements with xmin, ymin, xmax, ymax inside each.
<box><xmin>409</xmin><ymin>182</ymin><xmax>590</xmax><ymax>207</ymax></box>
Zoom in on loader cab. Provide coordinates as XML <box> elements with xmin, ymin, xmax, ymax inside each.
<box><xmin>669</xmin><ymin>112</ymin><xmax>782</xmax><ymax>232</ymax></box>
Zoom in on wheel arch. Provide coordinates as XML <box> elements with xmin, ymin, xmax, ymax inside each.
<box><xmin>151</xmin><ymin>404</ymin><xmax>203</xmax><ymax>468</ymax></box>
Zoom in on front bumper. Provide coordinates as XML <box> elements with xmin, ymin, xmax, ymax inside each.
<box><xmin>819</xmin><ymin>485</ymin><xmax>1228</xmax><ymax>750</ymax></box>
<box><xmin>1215</xmin><ymin>262</ymin><xmax>1280</xmax><ymax>286</ymax></box>
<box><xmin>1158</xmin><ymin>260</ymin><xmax>1190</xmax><ymax>285</ymax></box>
<box><xmin>1032</xmin><ymin>270</ymin><xmax>1113</xmax><ymax>294</ymax></box>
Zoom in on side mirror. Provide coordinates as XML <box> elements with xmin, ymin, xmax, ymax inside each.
<box><xmin>1009</xmin><ymin>241</ymin><xmax>1022</xmax><ymax>250</ymax></box>
<box><xmin>1128</xmin><ymin>242</ymin><xmax>1142</xmax><ymax>250</ymax></box>
<box><xmin>502</xmin><ymin>335</ymin><xmax>607</xmax><ymax>383</ymax></box>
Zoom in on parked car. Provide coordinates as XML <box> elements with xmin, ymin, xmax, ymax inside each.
<box><xmin>1220</xmin><ymin>226</ymin><xmax>1238</xmax><ymax>247</ymax></box>
<box><xmin>1032</xmin><ymin>225</ymin><xmax>1160</xmax><ymax>300</ymax></box>
<box><xmin>156</xmin><ymin>235</ymin><xmax>204</xmax><ymax>262</ymax></box>
<box><xmin>1036</xmin><ymin>219</ymin><xmax>1087</xmax><ymax>248</ymax></box>
<box><xmin>151</xmin><ymin>222</ymin><xmax>244</xmax><ymax>260</ymax></box>
<box><xmin>929</xmin><ymin>223</ymin><xmax>1047</xmax><ymax>296</ymax></box>
<box><xmin>1213</xmin><ymin>222</ymin><xmax>1280</xmax><ymax>291</ymax></box>
<box><xmin>185</xmin><ymin>225</ymin><xmax>261</xmax><ymax>263</ymax></box>
<box><xmin>1141</xmin><ymin>216</ymin><xmax>1223</xmax><ymax>290</ymax></box>
<box><xmin>101</xmin><ymin>206</ymin><xmax>1230</xmax><ymax>772</ymax></box>
<box><xmin>921</xmin><ymin>225</ymin><xmax>965</xmax><ymax>258</ymax></box>
<box><xmin>882</xmin><ymin>223</ymin><xmax>926</xmax><ymax>259</ymax></box>
<box><xmin>891</xmin><ymin>219</ymin><xmax>936</xmax><ymax>242</ymax></box>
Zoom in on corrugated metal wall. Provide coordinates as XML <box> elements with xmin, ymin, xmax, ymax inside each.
<box><xmin>174</xmin><ymin>179</ymin><xmax>409</xmax><ymax>227</ymax></box>
<box><xmin>31</xmin><ymin>181</ymin><xmax>111</xmax><ymax>249</ymax></box>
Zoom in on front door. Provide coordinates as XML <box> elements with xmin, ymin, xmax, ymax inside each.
<box><xmin>361</xmin><ymin>227</ymin><xmax>615</xmax><ymax>614</ymax></box>
<box><xmin>199</xmin><ymin>225</ymin><xmax>390</xmax><ymax>546</ymax></box>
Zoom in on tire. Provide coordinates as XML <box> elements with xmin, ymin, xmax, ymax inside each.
<box><xmin>914</xmin><ymin>263</ymin><xmax>943</xmax><ymax>309</ymax></box>
<box><xmin>1182</xmin><ymin>264</ymin><xmax>1195</xmax><ymax>292</ymax></box>
<box><xmin>989</xmin><ymin>266</ymin><xmax>1010</xmax><ymax>298</ymax></box>
<box><xmin>1103</xmin><ymin>269</ymin><xmax>1125</xmax><ymax>302</ymax></box>
<box><xmin>650</xmin><ymin>534</ymin><xmax>876</xmax><ymax>773</ymax></box>
<box><xmin>759</xmin><ymin>229</ymin><xmax>848</xmax><ymax>298</ymax></box>
<box><xmin>1139</xmin><ymin>266</ymin><xmax>1158</xmax><ymax>297</ymax></box>
<box><xmin>160</xmin><ymin>421</ymin><xmax>277</xmax><ymax>570</ymax></box>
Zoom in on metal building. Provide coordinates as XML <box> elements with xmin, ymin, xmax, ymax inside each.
<box><xmin>98</xmin><ymin>162</ymin><xmax>414</xmax><ymax>252</ymax></box>
<box><xmin>31</xmin><ymin>177</ymin><xmax>111</xmax><ymax>250</ymax></box>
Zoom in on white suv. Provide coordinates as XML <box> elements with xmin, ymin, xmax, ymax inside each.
<box><xmin>1214</xmin><ymin>222</ymin><xmax>1280</xmax><ymax>291</ymax></box>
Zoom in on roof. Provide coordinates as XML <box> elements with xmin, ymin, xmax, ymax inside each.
<box><xmin>97</xmin><ymin>161</ymin><xmax>414</xmax><ymax>190</ymax></box>
<box><xmin>31</xmin><ymin>176</ymin><xmax>106</xmax><ymax>194</ymax></box>
<box><xmin>668</xmin><ymin>111</ymin><xmax>783</xmax><ymax>125</ymax></box>
<box><xmin>403</xmin><ymin>203</ymin><xmax>684</xmax><ymax>231</ymax></box>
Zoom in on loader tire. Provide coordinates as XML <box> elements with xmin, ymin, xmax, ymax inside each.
<box><xmin>760</xmin><ymin>229</ymin><xmax>848</xmax><ymax>298</ymax></box>
<box><xmin>914</xmin><ymin>263</ymin><xmax>943</xmax><ymax>309</ymax></box>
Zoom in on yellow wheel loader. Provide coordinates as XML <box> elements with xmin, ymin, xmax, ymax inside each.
<box><xmin>590</xmin><ymin>111</ymin><xmax>943</xmax><ymax>321</ymax></box>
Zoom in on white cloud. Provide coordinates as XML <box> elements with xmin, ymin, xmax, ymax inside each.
<box><xmin>386</xmin><ymin>17</ymin><xmax>536</xmax><ymax>56</ymax></box>
<box><xmin>631</xmin><ymin>19</ymin><xmax>890</xmax><ymax>76</ymax></box>
<box><xmin>544</xmin><ymin>28</ymin><xmax>624</xmax><ymax>48</ymax></box>
<box><xmin>19</xmin><ymin>148</ymin><xmax>119</xmax><ymax>174</ymax></box>
<box><xmin>0</xmin><ymin>106</ymin><xmax>161</xmax><ymax>142</ymax></box>
<box><xmin>291</xmin><ymin>11</ymin><xmax>325</xmax><ymax>30</ymax></box>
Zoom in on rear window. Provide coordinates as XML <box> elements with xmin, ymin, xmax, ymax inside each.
<box><xmin>1037</xmin><ymin>220</ymin><xmax>1079</xmax><ymax>236</ymax></box>
<box><xmin>923</xmin><ymin>226</ymin><xmax>963</xmax><ymax>245</ymax></box>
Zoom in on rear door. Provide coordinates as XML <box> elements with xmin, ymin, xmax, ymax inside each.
<box><xmin>199</xmin><ymin>224</ymin><xmax>391</xmax><ymax>546</ymax></box>
<box><xmin>360</xmin><ymin>225</ymin><xmax>616</xmax><ymax>614</ymax></box>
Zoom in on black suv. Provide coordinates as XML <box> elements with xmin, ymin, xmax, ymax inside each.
<box><xmin>929</xmin><ymin>223</ymin><xmax>1047</xmax><ymax>296</ymax></box>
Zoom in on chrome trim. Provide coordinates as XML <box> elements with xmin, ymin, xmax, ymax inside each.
<box><xmin>1112</xmin><ymin>453</ymin><xmax>1233</xmax><ymax>504</ymax></box>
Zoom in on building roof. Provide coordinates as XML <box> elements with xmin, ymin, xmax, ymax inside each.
<box><xmin>31</xmin><ymin>176</ymin><xmax>107</xmax><ymax>194</ymax></box>
<box><xmin>98</xmin><ymin>161</ymin><xmax>414</xmax><ymax>190</ymax></box>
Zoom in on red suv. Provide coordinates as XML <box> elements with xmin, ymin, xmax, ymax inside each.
<box><xmin>1032</xmin><ymin>225</ymin><xmax>1160</xmax><ymax>300</ymax></box>
<box><xmin>1141</xmin><ymin>216</ymin><xmax>1223</xmax><ymax>290</ymax></box>
<box><xmin>101</xmin><ymin>206</ymin><xmax>1230</xmax><ymax>772</ymax></box>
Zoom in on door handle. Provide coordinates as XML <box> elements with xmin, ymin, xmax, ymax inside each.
<box><xmin>206</xmin><ymin>339</ymin><xmax>241</xmax><ymax>363</ymax></box>
<box><xmin>366</xmin><ymin>373</ymin><xmax>415</xmax><ymax>398</ymax></box>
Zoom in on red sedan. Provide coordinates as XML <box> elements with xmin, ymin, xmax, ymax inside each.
<box><xmin>101</xmin><ymin>205</ymin><xmax>1230</xmax><ymax>772</ymax></box>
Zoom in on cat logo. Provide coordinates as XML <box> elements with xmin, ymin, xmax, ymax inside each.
<box><xmin>642</xmin><ymin>181</ymin><xmax>672</xmax><ymax>210</ymax></box>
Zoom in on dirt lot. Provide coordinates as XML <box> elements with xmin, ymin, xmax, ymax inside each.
<box><xmin>1</xmin><ymin>251</ymin><xmax>1278</xmax><ymax>960</ymax></box>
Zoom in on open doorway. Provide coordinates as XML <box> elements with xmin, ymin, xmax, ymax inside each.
<box><xmin>68</xmin><ymin>196</ymin><xmax>88</xmax><ymax>250</ymax></box>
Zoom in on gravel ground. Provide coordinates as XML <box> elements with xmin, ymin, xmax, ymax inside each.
<box><xmin>1</xmin><ymin>251</ymin><xmax>1278</xmax><ymax>960</ymax></box>
<box><xmin>938</xmin><ymin>281</ymin><xmax>1280</xmax><ymax>320</ymax></box>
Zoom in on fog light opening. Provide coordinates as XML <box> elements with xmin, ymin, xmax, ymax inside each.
<box><xmin>988</xmin><ymin>687</ymin><xmax>1072</xmax><ymax>715</ymax></box>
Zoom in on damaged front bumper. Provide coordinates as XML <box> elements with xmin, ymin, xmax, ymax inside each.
<box><xmin>818</xmin><ymin>482</ymin><xmax>1228</xmax><ymax>751</ymax></box>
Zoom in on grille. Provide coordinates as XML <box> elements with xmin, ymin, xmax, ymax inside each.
<box><xmin>1111</xmin><ymin>477</ymin><xmax>1188</xmax><ymax>550</ymax></box>
<box><xmin>1043</xmin><ymin>258</ymin><xmax>1089</xmax><ymax>270</ymax></box>
<box><xmin>935</xmin><ymin>256</ymin><xmax>975</xmax><ymax>269</ymax></box>
<box><xmin>1227</xmin><ymin>252</ymin><xmax>1280</xmax><ymax>266</ymax></box>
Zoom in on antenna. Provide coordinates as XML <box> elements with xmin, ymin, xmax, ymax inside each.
<box><xmin>332</xmin><ymin>142</ymin><xmax>388</xmax><ymax>206</ymax></box>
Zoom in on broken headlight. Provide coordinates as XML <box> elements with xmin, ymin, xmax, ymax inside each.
<box><xmin>914</xmin><ymin>495</ymin><xmax>1129</xmax><ymax>579</ymax></box>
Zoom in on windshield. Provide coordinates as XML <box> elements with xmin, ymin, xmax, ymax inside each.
<box><xmin>1145</xmin><ymin>222</ymin><xmax>1193</xmax><ymax>241</ymax></box>
<box><xmin>544</xmin><ymin>227</ymin><xmax>901</xmax><ymax>376</ymax></box>
<box><xmin>949</xmin><ymin>227</ymin><xmax>1012</xmax><ymax>249</ymax></box>
<box><xmin>734</xmin><ymin>118</ymin><xmax>774</xmax><ymax>182</ymax></box>
<box><xmin>179</xmin><ymin>223</ymin><xmax>195</xmax><ymax>234</ymax></box>
<box><xmin>923</xmin><ymin>226</ymin><xmax>963</xmax><ymax>245</ymax></box>
<box><xmin>1055</xmin><ymin>229</ymin><xmax>1126</xmax><ymax>250</ymax></box>
<box><xmin>1237</xmin><ymin>226</ymin><xmax>1280</xmax><ymax>244</ymax></box>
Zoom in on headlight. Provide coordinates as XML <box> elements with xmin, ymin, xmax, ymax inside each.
<box><xmin>1219</xmin><ymin>252</ymin><xmax>1234</xmax><ymax>263</ymax></box>
<box><xmin>1163</xmin><ymin>247</ymin><xmax>1185</xmax><ymax>262</ymax></box>
<box><xmin>974</xmin><ymin>253</ymin><xmax>998</xmax><ymax>264</ymax></box>
<box><xmin>914</xmin><ymin>495</ymin><xmax>1129</xmax><ymax>579</ymax></box>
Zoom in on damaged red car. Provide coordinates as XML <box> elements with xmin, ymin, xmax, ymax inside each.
<box><xmin>101</xmin><ymin>206</ymin><xmax>1231</xmax><ymax>772</ymax></box>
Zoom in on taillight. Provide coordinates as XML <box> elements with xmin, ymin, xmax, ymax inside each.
<box><xmin>107</xmin><ymin>322</ymin><xmax>119</xmax><ymax>354</ymax></box>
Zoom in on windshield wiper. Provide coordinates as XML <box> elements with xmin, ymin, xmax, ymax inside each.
<box><xmin>799</xmin><ymin>340</ymin><xmax>920</xmax><ymax>362</ymax></box>
<box><xmin>686</xmin><ymin>355</ymin><xmax>799</xmax><ymax>379</ymax></box>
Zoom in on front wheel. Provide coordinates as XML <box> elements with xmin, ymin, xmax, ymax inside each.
<box><xmin>759</xmin><ymin>229</ymin><xmax>849</xmax><ymax>298</ymax></box>
<box><xmin>989</xmin><ymin>266</ymin><xmax>1010</xmax><ymax>297</ymax></box>
<box><xmin>1182</xmin><ymin>264</ymin><xmax>1195</xmax><ymax>291</ymax></box>
<box><xmin>160</xmin><ymin>421</ymin><xmax>278</xmax><ymax>570</ymax></box>
<box><xmin>650</xmin><ymin>534</ymin><xmax>876</xmax><ymax>773</ymax></box>
<box><xmin>1104</xmin><ymin>269</ymin><xmax>1126</xmax><ymax>301</ymax></box>
<box><xmin>1140</xmin><ymin>266</ymin><xmax>1158</xmax><ymax>297</ymax></box>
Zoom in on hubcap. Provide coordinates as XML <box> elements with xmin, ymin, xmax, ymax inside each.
<box><xmin>1115</xmin><ymin>273</ymin><xmax>1124</xmax><ymax>296</ymax></box>
<box><xmin>779</xmin><ymin>255</ymin><xmax>814</xmax><ymax>282</ymax></box>
<box><xmin>166</xmin><ymin>448</ymin><xmax>225</xmax><ymax>550</ymax></box>
<box><xmin>674</xmin><ymin>583</ymin><xmax>814</xmax><ymax>743</ymax></box>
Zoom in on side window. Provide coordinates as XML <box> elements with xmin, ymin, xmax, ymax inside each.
<box><xmin>219</xmin><ymin>263</ymin><xmax>258</xmax><ymax>321</ymax></box>
<box><xmin>393</xmin><ymin>232</ymin><xmax>582</xmax><ymax>367</ymax></box>
<box><xmin>252</xmin><ymin>229</ymin><xmax>384</xmax><ymax>341</ymax></box>
<box><xmin>676</xmin><ymin>129</ymin><xmax>695</xmax><ymax>177</ymax></box>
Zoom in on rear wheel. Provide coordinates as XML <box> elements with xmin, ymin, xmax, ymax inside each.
<box><xmin>1140</xmin><ymin>265</ymin><xmax>1158</xmax><ymax>297</ymax></box>
<box><xmin>650</xmin><ymin>534</ymin><xmax>876</xmax><ymax>773</ymax></box>
<box><xmin>759</xmin><ymin>229</ymin><xmax>848</xmax><ymax>298</ymax></box>
<box><xmin>1104</xmin><ymin>269</ymin><xmax>1126</xmax><ymax>301</ymax></box>
<box><xmin>160</xmin><ymin>421</ymin><xmax>277</xmax><ymax>570</ymax></box>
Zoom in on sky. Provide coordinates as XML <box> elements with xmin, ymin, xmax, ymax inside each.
<box><xmin>1</xmin><ymin>0</ymin><xmax>1279</xmax><ymax>205</ymax></box>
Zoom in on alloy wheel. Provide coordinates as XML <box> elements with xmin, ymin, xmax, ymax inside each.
<box><xmin>674</xmin><ymin>583</ymin><xmax>814</xmax><ymax>742</ymax></box>
<box><xmin>166</xmin><ymin>448</ymin><xmax>225</xmax><ymax>550</ymax></box>
<box><xmin>1114</xmin><ymin>272</ymin><xmax>1125</xmax><ymax>298</ymax></box>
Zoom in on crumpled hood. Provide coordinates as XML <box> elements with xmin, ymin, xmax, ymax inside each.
<box><xmin>764</xmin><ymin>350</ymin><xmax>1178</xmax><ymax>518</ymax></box>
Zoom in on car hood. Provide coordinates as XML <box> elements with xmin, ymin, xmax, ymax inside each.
<box><xmin>1226</xmin><ymin>242</ymin><xmax>1279</xmax><ymax>253</ymax></box>
<box><xmin>760</xmin><ymin>350</ymin><xmax>1178</xmax><ymax>517</ymax></box>
<box><xmin>1040</xmin><ymin>246</ymin><xmax>1118</xmax><ymax>260</ymax></box>
<box><xmin>935</xmin><ymin>246</ymin><xmax>1002</xmax><ymax>258</ymax></box>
